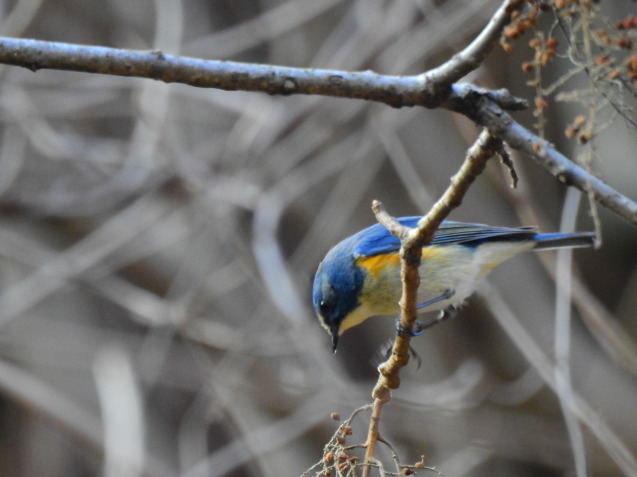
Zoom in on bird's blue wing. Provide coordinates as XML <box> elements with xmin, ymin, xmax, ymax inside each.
<box><xmin>430</xmin><ymin>221</ymin><xmax>536</xmax><ymax>245</ymax></box>
<box><xmin>352</xmin><ymin>217</ymin><xmax>419</xmax><ymax>256</ymax></box>
<box><xmin>353</xmin><ymin>218</ymin><xmax>537</xmax><ymax>257</ymax></box>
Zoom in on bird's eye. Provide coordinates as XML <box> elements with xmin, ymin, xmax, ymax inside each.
<box><xmin>319</xmin><ymin>300</ymin><xmax>330</xmax><ymax>315</ymax></box>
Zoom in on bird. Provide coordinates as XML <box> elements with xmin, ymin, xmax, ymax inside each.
<box><xmin>312</xmin><ymin>217</ymin><xmax>596</xmax><ymax>352</ymax></box>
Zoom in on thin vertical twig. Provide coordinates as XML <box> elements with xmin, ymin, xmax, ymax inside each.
<box><xmin>362</xmin><ymin>130</ymin><xmax>508</xmax><ymax>476</ymax></box>
<box><xmin>555</xmin><ymin>188</ymin><xmax>588</xmax><ymax>477</ymax></box>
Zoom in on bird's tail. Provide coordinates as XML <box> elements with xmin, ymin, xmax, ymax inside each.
<box><xmin>533</xmin><ymin>232</ymin><xmax>596</xmax><ymax>250</ymax></box>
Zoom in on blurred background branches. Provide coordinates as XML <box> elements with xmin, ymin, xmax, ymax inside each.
<box><xmin>0</xmin><ymin>1</ymin><xmax>636</xmax><ymax>476</ymax></box>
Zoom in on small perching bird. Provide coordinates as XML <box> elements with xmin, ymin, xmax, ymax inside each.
<box><xmin>312</xmin><ymin>217</ymin><xmax>596</xmax><ymax>351</ymax></box>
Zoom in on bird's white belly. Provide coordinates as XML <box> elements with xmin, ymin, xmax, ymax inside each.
<box><xmin>360</xmin><ymin>241</ymin><xmax>534</xmax><ymax>317</ymax></box>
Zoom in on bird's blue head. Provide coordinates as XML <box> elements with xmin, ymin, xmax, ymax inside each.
<box><xmin>312</xmin><ymin>238</ymin><xmax>365</xmax><ymax>352</ymax></box>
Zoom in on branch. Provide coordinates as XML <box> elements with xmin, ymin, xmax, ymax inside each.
<box><xmin>422</xmin><ymin>0</ymin><xmax>524</xmax><ymax>90</ymax></box>
<box><xmin>0</xmin><ymin>36</ymin><xmax>634</xmax><ymax>226</ymax></box>
<box><xmin>0</xmin><ymin>36</ymin><xmax>523</xmax><ymax>111</ymax></box>
<box><xmin>362</xmin><ymin>130</ymin><xmax>504</xmax><ymax>477</ymax></box>
<box><xmin>0</xmin><ymin>37</ymin><xmax>432</xmax><ymax>108</ymax></box>
<box><xmin>446</xmin><ymin>85</ymin><xmax>637</xmax><ymax>224</ymax></box>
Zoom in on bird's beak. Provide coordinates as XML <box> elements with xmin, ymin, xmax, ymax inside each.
<box><xmin>330</xmin><ymin>325</ymin><xmax>339</xmax><ymax>353</ymax></box>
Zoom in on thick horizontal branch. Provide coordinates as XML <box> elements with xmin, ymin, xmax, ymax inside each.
<box><xmin>0</xmin><ymin>37</ymin><xmax>430</xmax><ymax>108</ymax></box>
<box><xmin>0</xmin><ymin>37</ymin><xmax>525</xmax><ymax>110</ymax></box>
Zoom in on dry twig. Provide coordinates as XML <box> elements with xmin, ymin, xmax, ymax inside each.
<box><xmin>362</xmin><ymin>130</ymin><xmax>506</xmax><ymax>476</ymax></box>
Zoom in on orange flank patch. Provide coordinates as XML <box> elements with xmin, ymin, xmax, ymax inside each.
<box><xmin>356</xmin><ymin>253</ymin><xmax>400</xmax><ymax>278</ymax></box>
<box><xmin>356</xmin><ymin>247</ymin><xmax>441</xmax><ymax>278</ymax></box>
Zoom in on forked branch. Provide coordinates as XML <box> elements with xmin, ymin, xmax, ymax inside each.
<box><xmin>362</xmin><ymin>130</ymin><xmax>507</xmax><ymax>477</ymax></box>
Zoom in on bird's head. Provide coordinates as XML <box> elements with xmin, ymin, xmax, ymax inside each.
<box><xmin>312</xmin><ymin>243</ymin><xmax>364</xmax><ymax>352</ymax></box>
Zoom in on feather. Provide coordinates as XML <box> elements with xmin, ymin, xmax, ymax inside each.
<box><xmin>354</xmin><ymin>218</ymin><xmax>538</xmax><ymax>257</ymax></box>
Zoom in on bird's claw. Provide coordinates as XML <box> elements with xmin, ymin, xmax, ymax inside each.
<box><xmin>381</xmin><ymin>340</ymin><xmax>422</xmax><ymax>370</ymax></box>
<box><xmin>396</xmin><ymin>319</ymin><xmax>426</xmax><ymax>336</ymax></box>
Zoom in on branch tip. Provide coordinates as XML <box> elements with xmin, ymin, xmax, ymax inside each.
<box><xmin>372</xmin><ymin>200</ymin><xmax>410</xmax><ymax>240</ymax></box>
